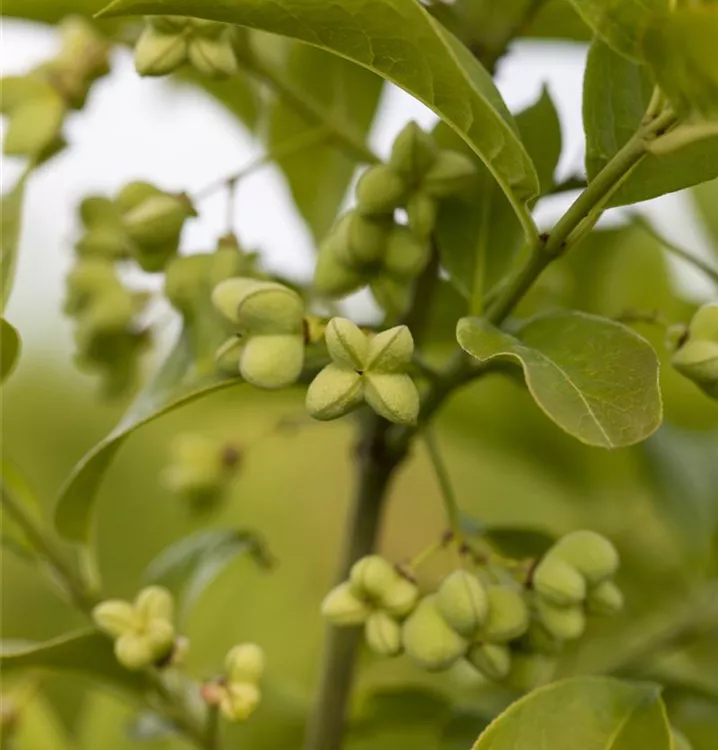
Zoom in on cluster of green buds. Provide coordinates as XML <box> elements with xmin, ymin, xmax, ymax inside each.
<box><xmin>1</xmin><ymin>17</ymin><xmax>111</xmax><ymax>161</ymax></box>
<box><xmin>322</xmin><ymin>531</ymin><xmax>622</xmax><ymax>686</ymax></box>
<box><xmin>314</xmin><ymin>122</ymin><xmax>475</xmax><ymax>313</ymax></box>
<box><xmin>92</xmin><ymin>586</ymin><xmax>179</xmax><ymax>671</ymax></box>
<box><xmin>134</xmin><ymin>16</ymin><xmax>240</xmax><ymax>78</ymax></box>
<box><xmin>306</xmin><ymin>318</ymin><xmax>420</xmax><ymax>425</ymax></box>
<box><xmin>670</xmin><ymin>302</ymin><xmax>718</xmax><ymax>399</ymax></box>
<box><xmin>64</xmin><ymin>258</ymin><xmax>150</xmax><ymax>397</ymax></box>
<box><xmin>212</xmin><ymin>278</ymin><xmax>307</xmax><ymax>389</ymax></box>
<box><xmin>202</xmin><ymin>643</ymin><xmax>265</xmax><ymax>722</ymax></box>
<box><xmin>162</xmin><ymin>433</ymin><xmax>242</xmax><ymax>512</ymax></box>
<box><xmin>76</xmin><ymin>181</ymin><xmax>196</xmax><ymax>271</ymax></box>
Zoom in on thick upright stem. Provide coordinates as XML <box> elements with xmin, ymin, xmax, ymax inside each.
<box><xmin>302</xmin><ymin>415</ymin><xmax>406</xmax><ymax>750</ymax></box>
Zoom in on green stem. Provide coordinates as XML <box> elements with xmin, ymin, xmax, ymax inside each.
<box><xmin>423</xmin><ymin>429</ymin><xmax>462</xmax><ymax>539</ymax></box>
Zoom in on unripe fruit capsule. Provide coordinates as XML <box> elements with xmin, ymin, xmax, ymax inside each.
<box><xmin>380</xmin><ymin>576</ymin><xmax>419</xmax><ymax>619</ymax></box>
<box><xmin>551</xmin><ymin>530</ymin><xmax>619</xmax><ymax>585</ymax></box>
<box><xmin>226</xmin><ymin>643</ymin><xmax>265</xmax><ymax>683</ymax></box>
<box><xmin>321</xmin><ymin>582</ymin><xmax>371</xmax><ymax>626</ymax></box>
<box><xmin>402</xmin><ymin>595</ymin><xmax>468</xmax><ymax>671</ymax></box>
<box><xmin>533</xmin><ymin>556</ymin><xmax>586</xmax><ymax>606</ymax></box>
<box><xmin>365</xmin><ymin>611</ymin><xmax>402</xmax><ymax>657</ymax></box>
<box><xmin>436</xmin><ymin>570</ymin><xmax>488</xmax><ymax>636</ymax></box>
<box><xmin>363</xmin><ymin>372</ymin><xmax>420</xmax><ymax>426</ymax></box>
<box><xmin>305</xmin><ymin>365</ymin><xmax>364</xmax><ymax>421</ymax></box>
<box><xmin>350</xmin><ymin>555</ymin><xmax>399</xmax><ymax>599</ymax></box>
<box><xmin>355</xmin><ymin>165</ymin><xmax>408</xmax><ymax>216</ymax></box>
<box><xmin>466</xmin><ymin>643</ymin><xmax>512</xmax><ymax>681</ymax></box>
<box><xmin>239</xmin><ymin>334</ymin><xmax>304</xmax><ymax>390</ymax></box>
<box><xmin>389</xmin><ymin>122</ymin><xmax>438</xmax><ymax>184</ymax></box>
<box><xmin>481</xmin><ymin>586</ymin><xmax>529</xmax><ymax>643</ymax></box>
<box><xmin>536</xmin><ymin>599</ymin><xmax>586</xmax><ymax>641</ymax></box>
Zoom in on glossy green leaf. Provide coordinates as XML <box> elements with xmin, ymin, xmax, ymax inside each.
<box><xmin>457</xmin><ymin>311</ymin><xmax>662</xmax><ymax>448</ymax></box>
<box><xmin>0</xmin><ymin>630</ymin><xmax>151</xmax><ymax>696</ymax></box>
<box><xmin>472</xmin><ymin>676</ymin><xmax>672</xmax><ymax>749</ymax></box>
<box><xmin>641</xmin><ymin>8</ymin><xmax>718</xmax><ymax>119</ymax></box>
<box><xmin>1</xmin><ymin>0</ymin><xmax>105</xmax><ymax>22</ymax></box>
<box><xmin>528</xmin><ymin>0</ymin><xmax>592</xmax><ymax>43</ymax></box>
<box><xmin>583</xmin><ymin>38</ymin><xmax>718</xmax><ymax>205</ymax></box>
<box><xmin>143</xmin><ymin>528</ymin><xmax>273</xmax><ymax>619</ymax></box>
<box><xmin>269</xmin><ymin>45</ymin><xmax>383</xmax><ymax>241</ymax></box>
<box><xmin>568</xmin><ymin>0</ymin><xmax>668</xmax><ymax>60</ymax></box>
<box><xmin>100</xmin><ymin>0</ymin><xmax>541</xmax><ymax>214</ymax></box>
<box><xmin>1</xmin><ymin>458</ymin><xmax>43</xmax><ymax>562</ymax></box>
<box><xmin>1</xmin><ymin>171</ymin><xmax>29</xmax><ymax>313</ymax></box>
<box><xmin>1</xmin><ymin>317</ymin><xmax>21</xmax><ymax>383</ymax></box>
<box><xmin>436</xmin><ymin>89</ymin><xmax>560</xmax><ymax>302</ymax></box>
<box><xmin>54</xmin><ymin>328</ymin><xmax>241</xmax><ymax>542</ymax></box>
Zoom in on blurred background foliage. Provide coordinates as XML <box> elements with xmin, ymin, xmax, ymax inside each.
<box><xmin>2</xmin><ymin>1</ymin><xmax>718</xmax><ymax>749</ymax></box>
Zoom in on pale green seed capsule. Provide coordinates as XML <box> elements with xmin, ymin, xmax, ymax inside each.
<box><xmin>306</xmin><ymin>364</ymin><xmax>364</xmax><ymax>421</ymax></box>
<box><xmin>350</xmin><ymin>555</ymin><xmax>399</xmax><ymax>599</ymax></box>
<box><xmin>365</xmin><ymin>611</ymin><xmax>402</xmax><ymax>657</ymax></box>
<box><xmin>380</xmin><ymin>576</ymin><xmax>419</xmax><ymax>619</ymax></box>
<box><xmin>422</xmin><ymin>150</ymin><xmax>476</xmax><ymax>198</ymax></box>
<box><xmin>92</xmin><ymin>600</ymin><xmax>137</xmax><ymax>637</ymax></box>
<box><xmin>164</xmin><ymin>255</ymin><xmax>211</xmax><ymax>315</ymax></box>
<box><xmin>436</xmin><ymin>570</ymin><xmax>488</xmax><ymax>637</ymax></box>
<box><xmin>134</xmin><ymin>27</ymin><xmax>187</xmax><ymax>77</ymax></box>
<box><xmin>689</xmin><ymin>303</ymin><xmax>718</xmax><ymax>342</ymax></box>
<box><xmin>325</xmin><ymin>317</ymin><xmax>369</xmax><ymax>371</ymax></box>
<box><xmin>115</xmin><ymin>633</ymin><xmax>155</xmax><ymax>670</ymax></box>
<box><xmin>3</xmin><ymin>92</ymin><xmax>65</xmax><ymax>158</ymax></box>
<box><xmin>239</xmin><ymin>334</ymin><xmax>304</xmax><ymax>390</ymax></box>
<box><xmin>407</xmin><ymin>192</ymin><xmax>438</xmax><ymax>239</ymax></box>
<box><xmin>123</xmin><ymin>194</ymin><xmax>193</xmax><ymax>248</ymax></box>
<box><xmin>551</xmin><ymin>530</ymin><xmax>619</xmax><ymax>585</ymax></box>
<box><xmin>365</xmin><ymin>325</ymin><xmax>414</xmax><ymax>373</ymax></box>
<box><xmin>466</xmin><ymin>643</ymin><xmax>512</xmax><ymax>681</ymax></box>
<box><xmin>402</xmin><ymin>595</ymin><xmax>468</xmax><ymax>671</ymax></box>
<box><xmin>314</xmin><ymin>239</ymin><xmax>367</xmax><ymax>297</ymax></box>
<box><xmin>533</xmin><ymin>556</ymin><xmax>587</xmax><ymax>606</ymax></box>
<box><xmin>382</xmin><ymin>226</ymin><xmax>430</xmax><ymax>279</ymax></box>
<box><xmin>536</xmin><ymin>599</ymin><xmax>586</xmax><ymax>641</ymax></box>
<box><xmin>135</xmin><ymin>585</ymin><xmax>174</xmax><ymax>623</ymax></box>
<box><xmin>389</xmin><ymin>122</ymin><xmax>438</xmax><ymax>184</ymax></box>
<box><xmin>226</xmin><ymin>643</ymin><xmax>265</xmax><ymax>684</ymax></box>
<box><xmin>116</xmin><ymin>181</ymin><xmax>162</xmax><ymax>213</ymax></box>
<box><xmin>79</xmin><ymin>196</ymin><xmax>122</xmax><ymax>228</ymax></box>
<box><xmin>355</xmin><ymin>165</ymin><xmax>409</xmax><ymax>216</ymax></box>
<box><xmin>76</xmin><ymin>226</ymin><xmax>129</xmax><ymax>260</ymax></box>
<box><xmin>363</xmin><ymin>372</ymin><xmax>420</xmax><ymax>426</ymax></box>
<box><xmin>672</xmin><ymin>340</ymin><xmax>718</xmax><ymax>393</ymax></box>
<box><xmin>220</xmin><ymin>682</ymin><xmax>261</xmax><ymax>722</ymax></box>
<box><xmin>144</xmin><ymin>619</ymin><xmax>176</xmax><ymax>659</ymax></box>
<box><xmin>587</xmin><ymin>580</ymin><xmax>624</xmax><ymax>616</ymax></box>
<box><xmin>187</xmin><ymin>36</ymin><xmax>238</xmax><ymax>78</ymax></box>
<box><xmin>481</xmin><ymin>587</ymin><xmax>529</xmax><ymax>643</ymax></box>
<box><xmin>212</xmin><ymin>278</ymin><xmax>305</xmax><ymax>333</ymax></box>
<box><xmin>321</xmin><ymin>582</ymin><xmax>371</xmax><ymax>626</ymax></box>
<box><xmin>345</xmin><ymin>211</ymin><xmax>391</xmax><ymax>265</ymax></box>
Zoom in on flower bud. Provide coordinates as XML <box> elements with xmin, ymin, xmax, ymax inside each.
<box><xmin>212</xmin><ymin>278</ymin><xmax>304</xmax><ymax>334</ymax></box>
<box><xmin>226</xmin><ymin>643</ymin><xmax>265</xmax><ymax>684</ymax></box>
<box><xmin>389</xmin><ymin>122</ymin><xmax>438</xmax><ymax>184</ymax></box>
<box><xmin>92</xmin><ymin>600</ymin><xmax>137</xmax><ymax>637</ymax></box>
<box><xmin>220</xmin><ymin>682</ymin><xmax>261</xmax><ymax>722</ymax></box>
<box><xmin>325</xmin><ymin>317</ymin><xmax>369</xmax><ymax>371</ymax></box>
<box><xmin>188</xmin><ymin>37</ymin><xmax>239</xmax><ymax>78</ymax></box>
<box><xmin>363</xmin><ymin>373</ymin><xmax>420</xmax><ymax>426</ymax></box>
<box><xmin>115</xmin><ymin>633</ymin><xmax>155</xmax><ymax>670</ymax></box>
<box><xmin>355</xmin><ymin>165</ymin><xmax>409</xmax><ymax>216</ymax></box>
<box><xmin>586</xmin><ymin>580</ymin><xmax>624</xmax><ymax>616</ymax></box>
<box><xmin>466</xmin><ymin>643</ymin><xmax>511</xmax><ymax>681</ymax></box>
<box><xmin>533</xmin><ymin>556</ymin><xmax>586</xmax><ymax>606</ymax></box>
<box><xmin>365</xmin><ymin>611</ymin><xmax>402</xmax><ymax>657</ymax></box>
<box><xmin>344</xmin><ymin>211</ymin><xmax>391</xmax><ymax>265</ymax></box>
<box><xmin>123</xmin><ymin>194</ymin><xmax>194</xmax><ymax>249</ymax></box>
<box><xmin>321</xmin><ymin>582</ymin><xmax>371</xmax><ymax>626</ymax></box>
<box><xmin>366</xmin><ymin>325</ymin><xmax>414</xmax><ymax>373</ymax></box>
<box><xmin>551</xmin><ymin>530</ymin><xmax>619</xmax><ymax>585</ymax></box>
<box><xmin>350</xmin><ymin>555</ymin><xmax>399</xmax><ymax>599</ymax></box>
<box><xmin>481</xmin><ymin>587</ymin><xmax>529</xmax><ymax>643</ymax></box>
<box><xmin>134</xmin><ymin>26</ymin><xmax>187</xmax><ymax>77</ymax></box>
<box><xmin>536</xmin><ymin>600</ymin><xmax>586</xmax><ymax>641</ymax></box>
<box><xmin>436</xmin><ymin>570</ymin><xmax>488</xmax><ymax>636</ymax></box>
<box><xmin>382</xmin><ymin>226</ymin><xmax>430</xmax><ymax>278</ymax></box>
<box><xmin>402</xmin><ymin>595</ymin><xmax>468</xmax><ymax>671</ymax></box>
<box><xmin>407</xmin><ymin>192</ymin><xmax>438</xmax><ymax>239</ymax></box>
<box><xmin>380</xmin><ymin>576</ymin><xmax>419</xmax><ymax>619</ymax></box>
<box><xmin>239</xmin><ymin>334</ymin><xmax>304</xmax><ymax>390</ymax></box>
<box><xmin>423</xmin><ymin>151</ymin><xmax>476</xmax><ymax>198</ymax></box>
<box><xmin>306</xmin><ymin>365</ymin><xmax>364</xmax><ymax>421</ymax></box>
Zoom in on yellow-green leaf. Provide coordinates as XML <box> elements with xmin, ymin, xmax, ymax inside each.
<box><xmin>472</xmin><ymin>676</ymin><xmax>672</xmax><ymax>749</ymax></box>
<box><xmin>1</xmin><ymin>317</ymin><xmax>21</xmax><ymax>383</ymax></box>
<box><xmin>1</xmin><ymin>171</ymin><xmax>29</xmax><ymax>313</ymax></box>
<box><xmin>457</xmin><ymin>311</ymin><xmax>662</xmax><ymax>448</ymax></box>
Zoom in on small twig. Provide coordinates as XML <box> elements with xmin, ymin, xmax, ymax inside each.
<box><xmin>423</xmin><ymin>429</ymin><xmax>462</xmax><ymax>542</ymax></box>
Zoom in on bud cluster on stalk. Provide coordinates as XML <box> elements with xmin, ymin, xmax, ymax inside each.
<box><xmin>669</xmin><ymin>302</ymin><xmax>718</xmax><ymax>399</ymax></box>
<box><xmin>1</xmin><ymin>17</ymin><xmax>111</xmax><ymax>161</ymax></box>
<box><xmin>322</xmin><ymin>530</ymin><xmax>623</xmax><ymax>688</ymax></box>
<box><xmin>314</xmin><ymin>122</ymin><xmax>476</xmax><ymax>314</ymax></box>
<box><xmin>202</xmin><ymin>643</ymin><xmax>266</xmax><ymax>722</ymax></box>
<box><xmin>134</xmin><ymin>16</ymin><xmax>241</xmax><ymax>79</ymax></box>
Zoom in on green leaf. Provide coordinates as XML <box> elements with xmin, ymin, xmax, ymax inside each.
<box><xmin>143</xmin><ymin>528</ymin><xmax>273</xmax><ymax>619</ymax></box>
<box><xmin>269</xmin><ymin>44</ymin><xmax>383</xmax><ymax>241</ymax></box>
<box><xmin>0</xmin><ymin>630</ymin><xmax>151</xmax><ymax>696</ymax></box>
<box><xmin>1</xmin><ymin>458</ymin><xmax>43</xmax><ymax>562</ymax></box>
<box><xmin>12</xmin><ymin>694</ymin><xmax>74</xmax><ymax>750</ymax></box>
<box><xmin>1</xmin><ymin>171</ymin><xmax>29</xmax><ymax>313</ymax></box>
<box><xmin>457</xmin><ymin>311</ymin><xmax>662</xmax><ymax>448</ymax></box>
<box><xmin>1</xmin><ymin>317</ymin><xmax>21</xmax><ymax>383</ymax></box>
<box><xmin>527</xmin><ymin>0</ymin><xmax>592</xmax><ymax>43</ymax></box>
<box><xmin>583</xmin><ymin>38</ymin><xmax>718</xmax><ymax>205</ymax></box>
<box><xmin>435</xmin><ymin>88</ymin><xmax>560</xmax><ymax>303</ymax></box>
<box><xmin>693</xmin><ymin>178</ymin><xmax>718</xmax><ymax>259</ymax></box>
<box><xmin>567</xmin><ymin>0</ymin><xmax>668</xmax><ymax>60</ymax></box>
<box><xmin>54</xmin><ymin>328</ymin><xmax>240</xmax><ymax>542</ymax></box>
<box><xmin>641</xmin><ymin>8</ymin><xmax>718</xmax><ymax>119</ymax></box>
<box><xmin>100</xmin><ymin>0</ymin><xmax>541</xmax><ymax>216</ymax></box>
<box><xmin>472</xmin><ymin>676</ymin><xmax>672</xmax><ymax>749</ymax></box>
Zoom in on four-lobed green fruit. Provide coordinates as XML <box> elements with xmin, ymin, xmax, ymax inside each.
<box><xmin>210</xmin><ymin>642</ymin><xmax>265</xmax><ymax>722</ymax></box>
<box><xmin>306</xmin><ymin>318</ymin><xmax>420</xmax><ymax>425</ymax></box>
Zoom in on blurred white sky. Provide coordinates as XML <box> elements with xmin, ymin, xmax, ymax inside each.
<box><xmin>1</xmin><ymin>19</ymin><xmax>714</xmax><ymax>355</ymax></box>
